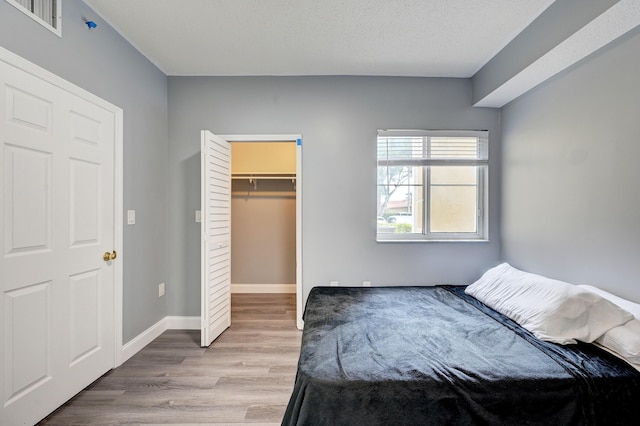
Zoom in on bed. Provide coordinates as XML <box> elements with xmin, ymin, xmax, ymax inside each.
<box><xmin>282</xmin><ymin>266</ymin><xmax>640</xmax><ymax>425</ymax></box>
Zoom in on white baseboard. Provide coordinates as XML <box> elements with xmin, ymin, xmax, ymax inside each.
<box><xmin>119</xmin><ymin>317</ymin><xmax>167</xmax><ymax>365</ymax></box>
<box><xmin>119</xmin><ymin>316</ymin><xmax>200</xmax><ymax>365</ymax></box>
<box><xmin>232</xmin><ymin>283</ymin><xmax>296</xmax><ymax>293</ymax></box>
<box><xmin>166</xmin><ymin>316</ymin><xmax>200</xmax><ymax>330</ymax></box>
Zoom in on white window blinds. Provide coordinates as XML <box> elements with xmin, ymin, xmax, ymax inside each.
<box><xmin>377</xmin><ymin>130</ymin><xmax>488</xmax><ymax>167</ymax></box>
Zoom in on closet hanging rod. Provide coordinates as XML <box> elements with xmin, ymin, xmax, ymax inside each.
<box><xmin>231</xmin><ymin>173</ymin><xmax>296</xmax><ymax>180</ymax></box>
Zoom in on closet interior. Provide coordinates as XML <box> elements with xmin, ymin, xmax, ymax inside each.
<box><xmin>230</xmin><ymin>142</ymin><xmax>297</xmax><ymax>293</ymax></box>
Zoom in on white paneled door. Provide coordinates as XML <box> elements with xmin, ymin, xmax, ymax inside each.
<box><xmin>200</xmin><ymin>131</ymin><xmax>232</xmax><ymax>347</ymax></box>
<box><xmin>0</xmin><ymin>53</ymin><xmax>118</xmax><ymax>425</ymax></box>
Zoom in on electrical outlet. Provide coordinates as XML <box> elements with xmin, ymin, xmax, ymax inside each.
<box><xmin>330</xmin><ymin>281</ymin><xmax>339</xmax><ymax>287</ymax></box>
<box><xmin>363</xmin><ymin>281</ymin><xmax>371</xmax><ymax>287</ymax></box>
<box><xmin>159</xmin><ymin>282</ymin><xmax>165</xmax><ymax>297</ymax></box>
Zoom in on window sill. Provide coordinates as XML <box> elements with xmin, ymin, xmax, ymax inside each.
<box><xmin>376</xmin><ymin>237</ymin><xmax>489</xmax><ymax>243</ymax></box>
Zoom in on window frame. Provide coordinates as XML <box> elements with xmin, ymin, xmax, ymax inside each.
<box><xmin>5</xmin><ymin>0</ymin><xmax>62</xmax><ymax>37</ymax></box>
<box><xmin>376</xmin><ymin>129</ymin><xmax>489</xmax><ymax>242</ymax></box>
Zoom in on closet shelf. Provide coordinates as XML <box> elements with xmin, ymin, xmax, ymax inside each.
<box><xmin>232</xmin><ymin>173</ymin><xmax>296</xmax><ymax>191</ymax></box>
<box><xmin>232</xmin><ymin>173</ymin><xmax>296</xmax><ymax>180</ymax></box>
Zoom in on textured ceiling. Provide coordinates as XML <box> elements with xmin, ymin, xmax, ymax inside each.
<box><xmin>84</xmin><ymin>0</ymin><xmax>555</xmax><ymax>77</ymax></box>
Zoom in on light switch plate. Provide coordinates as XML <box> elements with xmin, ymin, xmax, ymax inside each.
<box><xmin>195</xmin><ymin>210</ymin><xmax>202</xmax><ymax>223</ymax></box>
<box><xmin>127</xmin><ymin>210</ymin><xmax>135</xmax><ymax>225</ymax></box>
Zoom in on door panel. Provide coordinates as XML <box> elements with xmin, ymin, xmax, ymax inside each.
<box><xmin>3</xmin><ymin>281</ymin><xmax>52</xmax><ymax>404</ymax></box>
<box><xmin>4</xmin><ymin>145</ymin><xmax>53</xmax><ymax>254</ymax></box>
<box><xmin>69</xmin><ymin>159</ymin><xmax>100</xmax><ymax>245</ymax></box>
<box><xmin>201</xmin><ymin>131</ymin><xmax>231</xmax><ymax>347</ymax></box>
<box><xmin>68</xmin><ymin>269</ymin><xmax>101</xmax><ymax>366</ymax></box>
<box><xmin>5</xmin><ymin>84</ymin><xmax>53</xmax><ymax>133</ymax></box>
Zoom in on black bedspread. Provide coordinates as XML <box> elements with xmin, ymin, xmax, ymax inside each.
<box><xmin>282</xmin><ymin>286</ymin><xmax>640</xmax><ymax>426</ymax></box>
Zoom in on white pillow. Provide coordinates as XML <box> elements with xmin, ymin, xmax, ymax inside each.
<box><xmin>465</xmin><ymin>263</ymin><xmax>633</xmax><ymax>345</ymax></box>
<box><xmin>577</xmin><ymin>285</ymin><xmax>640</xmax><ymax>319</ymax></box>
<box><xmin>596</xmin><ymin>319</ymin><xmax>640</xmax><ymax>367</ymax></box>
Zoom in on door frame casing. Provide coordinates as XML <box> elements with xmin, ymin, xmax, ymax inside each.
<box><xmin>219</xmin><ymin>134</ymin><xmax>303</xmax><ymax>330</ymax></box>
<box><xmin>0</xmin><ymin>45</ymin><xmax>124</xmax><ymax>367</ymax></box>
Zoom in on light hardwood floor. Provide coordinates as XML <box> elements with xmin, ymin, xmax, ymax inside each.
<box><xmin>39</xmin><ymin>293</ymin><xmax>302</xmax><ymax>425</ymax></box>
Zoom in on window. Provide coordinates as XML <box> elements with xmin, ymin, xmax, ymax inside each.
<box><xmin>377</xmin><ymin>129</ymin><xmax>488</xmax><ymax>242</ymax></box>
<box><xmin>6</xmin><ymin>0</ymin><xmax>61</xmax><ymax>36</ymax></box>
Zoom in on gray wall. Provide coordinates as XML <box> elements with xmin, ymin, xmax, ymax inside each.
<box><xmin>501</xmin><ymin>27</ymin><xmax>640</xmax><ymax>302</ymax></box>
<box><xmin>167</xmin><ymin>76</ymin><xmax>501</xmax><ymax>316</ymax></box>
<box><xmin>0</xmin><ymin>0</ymin><xmax>169</xmax><ymax>342</ymax></box>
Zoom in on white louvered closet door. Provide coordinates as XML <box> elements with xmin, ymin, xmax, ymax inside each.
<box><xmin>200</xmin><ymin>131</ymin><xmax>231</xmax><ymax>347</ymax></box>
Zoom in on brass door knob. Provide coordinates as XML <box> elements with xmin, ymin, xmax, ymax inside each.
<box><xmin>103</xmin><ymin>250</ymin><xmax>117</xmax><ymax>261</ymax></box>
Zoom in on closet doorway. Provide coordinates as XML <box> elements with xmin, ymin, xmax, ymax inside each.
<box><xmin>220</xmin><ymin>134</ymin><xmax>303</xmax><ymax>329</ymax></box>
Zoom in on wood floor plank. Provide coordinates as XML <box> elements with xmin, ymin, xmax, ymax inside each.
<box><xmin>38</xmin><ymin>293</ymin><xmax>301</xmax><ymax>425</ymax></box>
